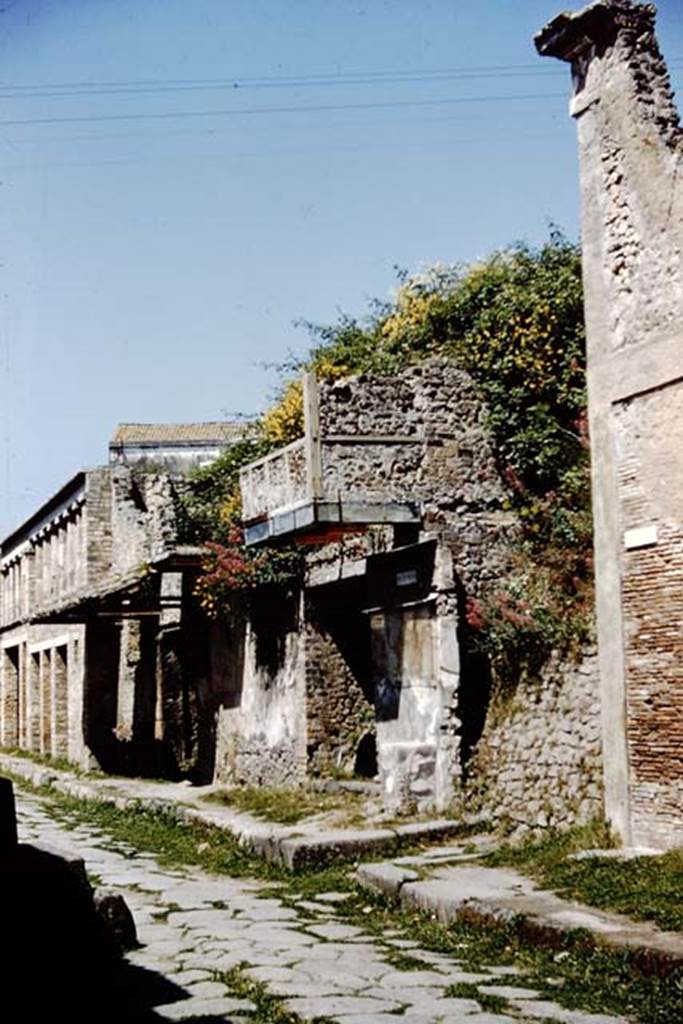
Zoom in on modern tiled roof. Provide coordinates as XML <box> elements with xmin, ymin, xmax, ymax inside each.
<box><xmin>111</xmin><ymin>422</ymin><xmax>244</xmax><ymax>445</ymax></box>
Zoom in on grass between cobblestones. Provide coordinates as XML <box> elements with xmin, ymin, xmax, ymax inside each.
<box><xmin>217</xmin><ymin>965</ymin><xmax>334</xmax><ymax>1024</ymax></box>
<box><xmin>443</xmin><ymin>981</ymin><xmax>511</xmax><ymax>1014</ymax></box>
<box><xmin>11</xmin><ymin>773</ymin><xmax>683</xmax><ymax>1024</ymax></box>
<box><xmin>484</xmin><ymin>821</ymin><xmax>683</xmax><ymax>933</ymax></box>
<box><xmin>320</xmin><ymin>886</ymin><xmax>683</xmax><ymax>1024</ymax></box>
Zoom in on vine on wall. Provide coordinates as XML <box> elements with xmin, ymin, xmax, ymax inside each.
<box><xmin>180</xmin><ymin>232</ymin><xmax>592</xmax><ymax>670</ymax></box>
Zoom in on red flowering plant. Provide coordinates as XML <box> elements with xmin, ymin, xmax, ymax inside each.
<box><xmin>194</xmin><ymin>525</ymin><xmax>303</xmax><ymax>620</ymax></box>
<box><xmin>464</xmin><ymin>547</ymin><xmax>594</xmax><ymax>699</ymax></box>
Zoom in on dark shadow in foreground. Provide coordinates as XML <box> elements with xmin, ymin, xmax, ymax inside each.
<box><xmin>0</xmin><ymin>840</ymin><xmax>187</xmax><ymax>1023</ymax></box>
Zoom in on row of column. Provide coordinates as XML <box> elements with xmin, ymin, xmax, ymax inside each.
<box><xmin>1</xmin><ymin>511</ymin><xmax>86</xmax><ymax>629</ymax></box>
<box><xmin>1</xmin><ymin>642</ymin><xmax>70</xmax><ymax>759</ymax></box>
<box><xmin>1</xmin><ymin>560</ymin><xmax>27</xmax><ymax>624</ymax></box>
<box><xmin>33</xmin><ymin>510</ymin><xmax>86</xmax><ymax>607</ymax></box>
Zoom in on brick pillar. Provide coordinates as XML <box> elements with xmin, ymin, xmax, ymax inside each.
<box><xmin>17</xmin><ymin>643</ymin><xmax>27</xmax><ymax>747</ymax></box>
<box><xmin>27</xmin><ymin>651</ymin><xmax>40</xmax><ymax>751</ymax></box>
<box><xmin>40</xmin><ymin>649</ymin><xmax>51</xmax><ymax>755</ymax></box>
<box><xmin>0</xmin><ymin>647</ymin><xmax>20</xmax><ymax>747</ymax></box>
<box><xmin>51</xmin><ymin>645</ymin><xmax>68</xmax><ymax>760</ymax></box>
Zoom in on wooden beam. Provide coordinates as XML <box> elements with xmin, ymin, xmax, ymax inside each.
<box><xmin>303</xmin><ymin>372</ymin><xmax>322</xmax><ymax>499</ymax></box>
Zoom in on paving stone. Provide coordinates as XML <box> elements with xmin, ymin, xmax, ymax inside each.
<box><xmin>184</xmin><ymin>980</ymin><xmax>230</xmax><ymax>999</ymax></box>
<box><xmin>306</xmin><ymin>921</ymin><xmax>366</xmax><ymax>941</ymax></box>
<box><xmin>244</xmin><ymin>965</ymin><xmax>311</xmax><ymax>985</ymax></box>
<box><xmin>232</xmin><ymin>900</ymin><xmax>301</xmax><ymax>921</ymax></box>
<box><xmin>296</xmin><ymin>899</ymin><xmax>335</xmax><ymax>914</ymax></box>
<box><xmin>185</xmin><ymin>951</ymin><xmax>247</xmax><ymax>972</ymax></box>
<box><xmin>407</xmin><ymin>994</ymin><xmax>483</xmax><ymax>1015</ymax></box>
<box><xmin>154</xmin><ymin>996</ymin><xmax>255</xmax><ymax>1020</ymax></box>
<box><xmin>330</xmin><ymin>1016</ymin><xmax>410</xmax><ymax>1024</ymax></box>
<box><xmin>11</xmin><ymin>789</ymin><xmax>629</xmax><ymax>1024</ymax></box>
<box><xmin>275</xmin><ymin>981</ymin><xmax>350</xmax><ymax>998</ymax></box>
<box><xmin>166</xmin><ymin>969</ymin><xmax>214</xmax><ymax>986</ymax></box>
<box><xmin>283</xmin><ymin>995</ymin><xmax>403</xmax><ymax>1018</ymax></box>
<box><xmin>479</xmin><ymin>984</ymin><xmax>541</xmax><ymax>999</ymax></box>
<box><xmin>237</xmin><ymin>952</ymin><xmax>294</xmax><ymax>968</ymax></box>
<box><xmin>378</xmin><ymin>970</ymin><xmax>448</xmax><ymax>989</ymax></box>
<box><xmin>385</xmin><ymin>987</ymin><xmax>447</xmax><ymax>1008</ymax></box>
<box><xmin>482</xmin><ymin>964</ymin><xmax>524</xmax><ymax>977</ymax></box>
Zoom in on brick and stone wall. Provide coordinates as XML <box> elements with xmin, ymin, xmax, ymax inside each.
<box><xmin>537</xmin><ymin>0</ymin><xmax>683</xmax><ymax>847</ymax></box>
<box><xmin>614</xmin><ymin>383</ymin><xmax>683</xmax><ymax>847</ymax></box>
<box><xmin>110</xmin><ymin>468</ymin><xmax>179</xmax><ymax>577</ymax></box>
<box><xmin>304</xmin><ymin>581</ymin><xmax>375</xmax><ymax>776</ymax></box>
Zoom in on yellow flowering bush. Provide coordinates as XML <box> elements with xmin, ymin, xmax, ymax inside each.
<box><xmin>261</xmin><ymin>379</ymin><xmax>304</xmax><ymax>447</ymax></box>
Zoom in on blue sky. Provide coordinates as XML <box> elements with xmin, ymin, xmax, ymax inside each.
<box><xmin>2</xmin><ymin>0</ymin><xmax>682</xmax><ymax>536</ymax></box>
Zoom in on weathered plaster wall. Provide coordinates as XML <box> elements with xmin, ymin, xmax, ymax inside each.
<box><xmin>537</xmin><ymin>0</ymin><xmax>683</xmax><ymax>847</ymax></box>
<box><xmin>213</xmin><ymin>592</ymin><xmax>308</xmax><ymax>786</ymax></box>
<box><xmin>467</xmin><ymin>649</ymin><xmax>603</xmax><ymax>835</ymax></box>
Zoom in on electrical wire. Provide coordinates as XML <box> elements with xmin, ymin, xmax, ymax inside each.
<box><xmin>0</xmin><ymin>91</ymin><xmax>569</xmax><ymax>129</ymax></box>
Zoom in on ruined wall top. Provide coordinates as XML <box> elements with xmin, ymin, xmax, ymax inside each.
<box><xmin>536</xmin><ymin>1</ymin><xmax>682</xmax><ymax>355</ymax></box>
<box><xmin>536</xmin><ymin>1</ymin><xmax>680</xmax><ymax>147</ymax></box>
<box><xmin>536</xmin><ymin>1</ymin><xmax>656</xmax><ymax>61</ymax></box>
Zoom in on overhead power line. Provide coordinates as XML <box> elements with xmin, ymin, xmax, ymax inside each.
<box><xmin>0</xmin><ymin>91</ymin><xmax>569</xmax><ymax>129</ymax></box>
<box><xmin>0</xmin><ymin>71</ymin><xmax>566</xmax><ymax>100</ymax></box>
<box><xmin>0</xmin><ymin>63</ymin><xmax>575</xmax><ymax>91</ymax></box>
<box><xmin>3</xmin><ymin>59</ymin><xmax>680</xmax><ymax>100</ymax></box>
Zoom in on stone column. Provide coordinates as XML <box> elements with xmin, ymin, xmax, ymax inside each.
<box><xmin>67</xmin><ymin>629</ymin><xmax>88</xmax><ymax>766</ymax></box>
<box><xmin>116</xmin><ymin>619</ymin><xmax>140</xmax><ymax>743</ymax></box>
<box><xmin>155</xmin><ymin>573</ymin><xmax>188</xmax><ymax>772</ymax></box>
<box><xmin>536</xmin><ymin>0</ymin><xmax>683</xmax><ymax>847</ymax></box>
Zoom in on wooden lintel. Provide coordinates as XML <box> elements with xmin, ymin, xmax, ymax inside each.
<box><xmin>96</xmin><ymin>610</ymin><xmax>160</xmax><ymax>618</ymax></box>
<box><xmin>323</xmin><ymin>434</ymin><xmax>423</xmax><ymax>444</ymax></box>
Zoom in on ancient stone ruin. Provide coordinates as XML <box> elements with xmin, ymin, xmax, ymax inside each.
<box><xmin>0</xmin><ymin>423</ymin><xmax>243</xmax><ymax>781</ymax></box>
<box><xmin>234</xmin><ymin>359</ymin><xmax>603</xmax><ymax>824</ymax></box>
<box><xmin>7</xmin><ymin>0</ymin><xmax>679</xmax><ymax>847</ymax></box>
<box><xmin>537</xmin><ymin>0</ymin><xmax>682</xmax><ymax>848</ymax></box>
<box><xmin>1</xmin><ymin>367</ymin><xmax>604</xmax><ymax>830</ymax></box>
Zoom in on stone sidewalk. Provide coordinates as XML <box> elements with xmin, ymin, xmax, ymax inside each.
<box><xmin>14</xmin><ymin>786</ymin><xmax>631</xmax><ymax>1024</ymax></box>
<box><xmin>0</xmin><ymin>752</ymin><xmax>473</xmax><ymax>869</ymax></box>
<box><xmin>358</xmin><ymin>847</ymin><xmax>683</xmax><ymax>971</ymax></box>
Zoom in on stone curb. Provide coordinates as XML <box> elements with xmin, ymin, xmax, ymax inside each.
<box><xmin>357</xmin><ymin>862</ymin><xmax>683</xmax><ymax>975</ymax></box>
<box><xmin>0</xmin><ymin>753</ymin><xmax>485</xmax><ymax>872</ymax></box>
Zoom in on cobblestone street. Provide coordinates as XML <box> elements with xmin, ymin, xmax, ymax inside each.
<box><xmin>15</xmin><ymin>789</ymin><xmax>629</xmax><ymax>1024</ymax></box>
